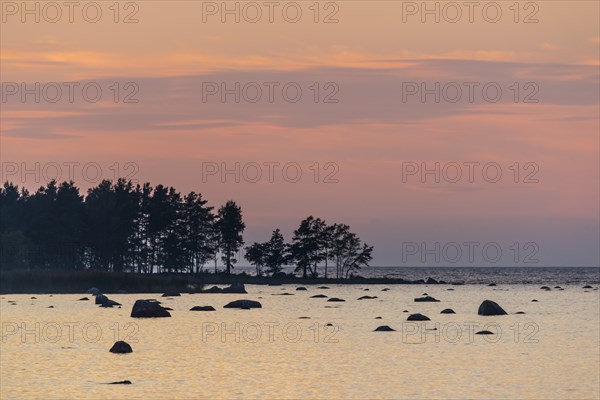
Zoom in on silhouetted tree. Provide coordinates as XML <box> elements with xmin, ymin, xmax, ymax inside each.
<box><xmin>216</xmin><ymin>201</ymin><xmax>245</xmax><ymax>274</ymax></box>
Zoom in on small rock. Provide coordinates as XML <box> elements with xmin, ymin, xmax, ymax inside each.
<box><xmin>374</xmin><ymin>325</ymin><xmax>395</xmax><ymax>332</ymax></box>
<box><xmin>583</xmin><ymin>285</ymin><xmax>593</xmax><ymax>289</ymax></box>
<box><xmin>440</xmin><ymin>309</ymin><xmax>455</xmax><ymax>314</ymax></box>
<box><xmin>446</xmin><ymin>288</ymin><xmax>454</xmax><ymax>291</ymax></box>
<box><xmin>100</xmin><ymin>299</ymin><xmax>121</xmax><ymax>308</ymax></box>
<box><xmin>318</xmin><ymin>286</ymin><xmax>330</xmax><ymax>289</ymax></box>
<box><xmin>325</xmin><ymin>323</ymin><xmax>334</xmax><ymax>327</ymax></box>
<box><xmin>310</xmin><ymin>294</ymin><xmax>328</xmax><ymax>298</ymax></box>
<box><xmin>109</xmin><ymin>341</ymin><xmax>133</xmax><ymax>354</ymax></box>
<box><xmin>298</xmin><ymin>317</ymin><xmax>311</xmax><ymax>319</ymax></box>
<box><xmin>515</xmin><ymin>311</ymin><xmax>526</xmax><ymax>314</ymax></box>
<box><xmin>381</xmin><ymin>288</ymin><xmax>390</xmax><ymax>291</ymax></box>
<box><xmin>109</xmin><ymin>380</ymin><xmax>132</xmax><ymax>385</ymax></box>
<box><xmin>357</xmin><ymin>296</ymin><xmax>378</xmax><ymax>300</ymax></box>
<box><xmin>414</xmin><ymin>296</ymin><xmax>440</xmax><ymax>302</ymax></box>
<box><xmin>190</xmin><ymin>306</ymin><xmax>216</xmax><ymax>311</ymax></box>
<box><xmin>327</xmin><ymin>298</ymin><xmax>345</xmax><ymax>302</ymax></box>
<box><xmin>47</xmin><ymin>306</ymin><xmax>54</xmax><ymax>308</ymax></box>
<box><xmin>540</xmin><ymin>286</ymin><xmax>551</xmax><ymax>290</ymax></box>
<box><xmin>272</xmin><ymin>293</ymin><xmax>294</xmax><ymax>296</ymax></box>
<box><xmin>78</xmin><ymin>297</ymin><xmax>89</xmax><ymax>301</ymax></box>
<box><xmin>30</xmin><ymin>296</ymin><xmax>37</xmax><ymax>299</ymax></box>
<box><xmin>162</xmin><ymin>291</ymin><xmax>181</xmax><ymax>297</ymax></box>
<box><xmin>407</xmin><ymin>313</ymin><xmax>430</xmax><ymax>321</ymax></box>
<box><xmin>374</xmin><ymin>316</ymin><xmax>382</xmax><ymax>319</ymax></box>
<box><xmin>223</xmin><ymin>299</ymin><xmax>262</xmax><ymax>309</ymax></box>
<box><xmin>296</xmin><ymin>287</ymin><xmax>307</xmax><ymax>291</ymax></box>
<box><xmin>476</xmin><ymin>330</ymin><xmax>495</xmax><ymax>335</ymax></box>
<box><xmin>532</xmin><ymin>299</ymin><xmax>538</xmax><ymax>302</ymax></box>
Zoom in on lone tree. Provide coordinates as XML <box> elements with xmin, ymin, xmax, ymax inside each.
<box><xmin>330</xmin><ymin>224</ymin><xmax>374</xmax><ymax>279</ymax></box>
<box><xmin>217</xmin><ymin>200</ymin><xmax>245</xmax><ymax>274</ymax></box>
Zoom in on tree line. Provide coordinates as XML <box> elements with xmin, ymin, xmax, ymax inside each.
<box><xmin>0</xmin><ymin>180</ymin><xmax>373</xmax><ymax>278</ymax></box>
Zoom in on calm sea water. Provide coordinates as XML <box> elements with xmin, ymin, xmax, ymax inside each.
<box><xmin>234</xmin><ymin>266</ymin><xmax>600</xmax><ymax>285</ymax></box>
<box><xmin>1</xmin><ymin>269</ymin><xmax>599</xmax><ymax>399</ymax></box>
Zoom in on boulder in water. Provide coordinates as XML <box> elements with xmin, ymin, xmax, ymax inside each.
<box><xmin>190</xmin><ymin>306</ymin><xmax>216</xmax><ymax>311</ymax></box>
<box><xmin>222</xmin><ymin>282</ymin><xmax>247</xmax><ymax>294</ymax></box>
<box><xmin>357</xmin><ymin>296</ymin><xmax>378</xmax><ymax>300</ymax></box>
<box><xmin>477</xmin><ymin>300</ymin><xmax>507</xmax><ymax>316</ymax></box>
<box><xmin>440</xmin><ymin>308</ymin><xmax>455</xmax><ymax>314</ymax></box>
<box><xmin>95</xmin><ymin>294</ymin><xmax>109</xmax><ymax>305</ymax></box>
<box><xmin>131</xmin><ymin>299</ymin><xmax>171</xmax><ymax>318</ymax></box>
<box><xmin>414</xmin><ymin>296</ymin><xmax>440</xmax><ymax>302</ymax></box>
<box><xmin>223</xmin><ymin>299</ymin><xmax>262</xmax><ymax>309</ymax></box>
<box><xmin>374</xmin><ymin>325</ymin><xmax>395</xmax><ymax>332</ymax></box>
<box><xmin>327</xmin><ymin>298</ymin><xmax>345</xmax><ymax>302</ymax></box>
<box><xmin>109</xmin><ymin>341</ymin><xmax>133</xmax><ymax>354</ymax></box>
<box><xmin>407</xmin><ymin>313</ymin><xmax>430</xmax><ymax>321</ymax></box>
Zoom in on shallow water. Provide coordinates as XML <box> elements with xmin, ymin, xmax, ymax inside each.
<box><xmin>1</xmin><ymin>284</ymin><xmax>599</xmax><ymax>399</ymax></box>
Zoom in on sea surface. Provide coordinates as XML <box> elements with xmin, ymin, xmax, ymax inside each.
<box><xmin>1</xmin><ymin>269</ymin><xmax>599</xmax><ymax>399</ymax></box>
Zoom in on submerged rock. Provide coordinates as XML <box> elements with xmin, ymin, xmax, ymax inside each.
<box><xmin>318</xmin><ymin>286</ymin><xmax>330</xmax><ymax>289</ymax></box>
<box><xmin>189</xmin><ymin>306</ymin><xmax>216</xmax><ymax>311</ymax></box>
<box><xmin>223</xmin><ymin>299</ymin><xmax>262</xmax><ymax>309</ymax></box>
<box><xmin>414</xmin><ymin>296</ymin><xmax>440</xmax><ymax>302</ymax></box>
<box><xmin>109</xmin><ymin>341</ymin><xmax>133</xmax><ymax>354</ymax></box>
<box><xmin>131</xmin><ymin>299</ymin><xmax>171</xmax><ymax>318</ymax></box>
<box><xmin>374</xmin><ymin>325</ymin><xmax>395</xmax><ymax>332</ymax></box>
<box><xmin>440</xmin><ymin>308</ymin><xmax>455</xmax><ymax>314</ymax></box>
<box><xmin>477</xmin><ymin>300</ymin><xmax>507</xmax><ymax>316</ymax></box>
<box><xmin>407</xmin><ymin>313</ymin><xmax>430</xmax><ymax>321</ymax></box>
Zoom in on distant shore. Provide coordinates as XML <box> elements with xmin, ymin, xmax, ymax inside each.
<box><xmin>0</xmin><ymin>270</ymin><xmax>458</xmax><ymax>294</ymax></box>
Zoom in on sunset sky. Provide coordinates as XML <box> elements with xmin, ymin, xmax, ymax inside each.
<box><xmin>1</xmin><ymin>1</ymin><xmax>598</xmax><ymax>266</ymax></box>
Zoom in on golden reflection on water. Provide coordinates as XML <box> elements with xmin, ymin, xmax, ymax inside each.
<box><xmin>1</xmin><ymin>285</ymin><xmax>599</xmax><ymax>399</ymax></box>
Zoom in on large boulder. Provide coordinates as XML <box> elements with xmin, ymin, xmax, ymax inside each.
<box><xmin>223</xmin><ymin>299</ymin><xmax>262</xmax><ymax>309</ymax></box>
<box><xmin>414</xmin><ymin>296</ymin><xmax>440</xmax><ymax>302</ymax></box>
<box><xmin>407</xmin><ymin>313</ymin><xmax>430</xmax><ymax>321</ymax></box>
<box><xmin>131</xmin><ymin>299</ymin><xmax>172</xmax><ymax>318</ymax></box>
<box><xmin>477</xmin><ymin>300</ymin><xmax>507</xmax><ymax>316</ymax></box>
<box><xmin>222</xmin><ymin>283</ymin><xmax>247</xmax><ymax>294</ymax></box>
<box><xmin>109</xmin><ymin>341</ymin><xmax>133</xmax><ymax>353</ymax></box>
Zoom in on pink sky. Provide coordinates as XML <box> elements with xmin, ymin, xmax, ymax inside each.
<box><xmin>1</xmin><ymin>1</ymin><xmax>599</xmax><ymax>266</ymax></box>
